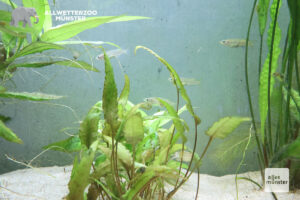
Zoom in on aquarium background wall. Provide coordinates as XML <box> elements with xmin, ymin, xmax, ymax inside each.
<box><xmin>0</xmin><ymin>0</ymin><xmax>290</xmax><ymax>175</ymax></box>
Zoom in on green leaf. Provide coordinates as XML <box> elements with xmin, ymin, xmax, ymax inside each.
<box><xmin>23</xmin><ymin>0</ymin><xmax>45</xmax><ymax>37</ymax></box>
<box><xmin>1</xmin><ymin>32</ymin><xmax>17</xmax><ymax>51</ymax></box>
<box><xmin>271</xmin><ymin>137</ymin><xmax>300</xmax><ymax>165</ymax></box>
<box><xmin>123</xmin><ymin>112</ymin><xmax>144</xmax><ymax>146</ymax></box>
<box><xmin>95</xmin><ymin>154</ymin><xmax>107</xmax><ymax>166</ymax></box>
<box><xmin>43</xmin><ymin>0</ymin><xmax>52</xmax><ymax>31</ymax></box>
<box><xmin>119</xmin><ymin>74</ymin><xmax>130</xmax><ymax>107</ymax></box>
<box><xmin>0</xmin><ymin>91</ymin><xmax>63</xmax><ymax>101</ymax></box>
<box><xmin>5</xmin><ymin>42</ymin><xmax>64</xmax><ymax>64</ymax></box>
<box><xmin>135</xmin><ymin>46</ymin><xmax>201</xmax><ymax>125</ymax></box>
<box><xmin>9</xmin><ymin>60</ymin><xmax>99</xmax><ymax>72</ymax></box>
<box><xmin>158</xmin><ymin>129</ymin><xmax>172</xmax><ymax>148</ymax></box>
<box><xmin>102</xmin><ymin>49</ymin><xmax>119</xmax><ymax>134</ymax></box>
<box><xmin>55</xmin><ymin>60</ymin><xmax>99</xmax><ymax>72</ymax></box>
<box><xmin>0</xmin><ymin>120</ymin><xmax>22</xmax><ymax>144</ymax></box>
<box><xmin>257</xmin><ymin>0</ymin><xmax>271</xmax><ymax>35</ymax></box>
<box><xmin>0</xmin><ymin>24</ymin><xmax>27</xmax><ymax>38</ymax></box>
<box><xmin>99</xmin><ymin>138</ymin><xmax>133</xmax><ymax>167</ymax></box>
<box><xmin>205</xmin><ymin>117</ymin><xmax>251</xmax><ymax>139</ymax></box>
<box><xmin>41</xmin><ymin>15</ymin><xmax>149</xmax><ymax>42</ymax></box>
<box><xmin>79</xmin><ymin>102</ymin><xmax>101</xmax><ymax>149</ymax></box>
<box><xmin>158</xmin><ymin>98</ymin><xmax>186</xmax><ymax>143</ymax></box>
<box><xmin>287</xmin><ymin>0</ymin><xmax>300</xmax><ymax>44</ymax></box>
<box><xmin>43</xmin><ymin>136</ymin><xmax>81</xmax><ymax>152</ymax></box>
<box><xmin>283</xmin><ymin>87</ymin><xmax>300</xmax><ymax>121</ymax></box>
<box><xmin>118</xmin><ymin>74</ymin><xmax>130</xmax><ymax>117</ymax></box>
<box><xmin>259</xmin><ymin>0</ymin><xmax>282</xmax><ymax>142</ymax></box>
<box><xmin>66</xmin><ymin>150</ymin><xmax>95</xmax><ymax>200</ymax></box>
<box><xmin>0</xmin><ymin>10</ymin><xmax>11</xmax><ymax>22</ymax></box>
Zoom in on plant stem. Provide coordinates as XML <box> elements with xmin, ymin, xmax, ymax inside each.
<box><xmin>165</xmin><ymin>87</ymin><xmax>180</xmax><ymax>164</ymax></box>
<box><xmin>111</xmin><ymin>135</ymin><xmax>123</xmax><ymax>197</ymax></box>
<box><xmin>131</xmin><ymin>147</ymin><xmax>136</xmax><ymax>180</ymax></box>
<box><xmin>167</xmin><ymin>136</ymin><xmax>213</xmax><ymax>200</ymax></box>
<box><xmin>244</xmin><ymin>0</ymin><xmax>265</xmax><ymax>167</ymax></box>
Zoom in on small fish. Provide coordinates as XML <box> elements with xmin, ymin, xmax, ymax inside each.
<box><xmin>219</xmin><ymin>39</ymin><xmax>253</xmax><ymax>48</ymax></box>
<box><xmin>168</xmin><ymin>77</ymin><xmax>200</xmax><ymax>86</ymax></box>
<box><xmin>96</xmin><ymin>49</ymin><xmax>127</xmax><ymax>60</ymax></box>
<box><xmin>72</xmin><ymin>50</ymin><xmax>81</xmax><ymax>60</ymax></box>
<box><xmin>172</xmin><ymin>151</ymin><xmax>193</xmax><ymax>162</ymax></box>
<box><xmin>144</xmin><ymin>97</ymin><xmax>174</xmax><ymax>107</ymax></box>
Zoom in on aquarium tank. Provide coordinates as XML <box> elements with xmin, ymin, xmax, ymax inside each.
<box><xmin>0</xmin><ymin>0</ymin><xmax>299</xmax><ymax>200</ymax></box>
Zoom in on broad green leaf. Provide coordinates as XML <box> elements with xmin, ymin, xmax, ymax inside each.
<box><xmin>123</xmin><ymin>112</ymin><xmax>144</xmax><ymax>146</ymax></box>
<box><xmin>41</xmin><ymin>15</ymin><xmax>149</xmax><ymax>42</ymax></box>
<box><xmin>99</xmin><ymin>140</ymin><xmax>133</xmax><ymax>167</ymax></box>
<box><xmin>79</xmin><ymin>102</ymin><xmax>101</xmax><ymax>149</ymax></box>
<box><xmin>5</xmin><ymin>42</ymin><xmax>63</xmax><ymax>64</ymax></box>
<box><xmin>66</xmin><ymin>150</ymin><xmax>95</xmax><ymax>200</ymax></box>
<box><xmin>158</xmin><ymin>129</ymin><xmax>172</xmax><ymax>148</ymax></box>
<box><xmin>43</xmin><ymin>136</ymin><xmax>81</xmax><ymax>152</ymax></box>
<box><xmin>135</xmin><ymin>46</ymin><xmax>201</xmax><ymax>125</ymax></box>
<box><xmin>0</xmin><ymin>120</ymin><xmax>22</xmax><ymax>143</ymax></box>
<box><xmin>23</xmin><ymin>0</ymin><xmax>45</xmax><ymax>37</ymax></box>
<box><xmin>153</xmin><ymin>146</ymin><xmax>169</xmax><ymax>166</ymax></box>
<box><xmin>118</xmin><ymin>74</ymin><xmax>130</xmax><ymax>118</ymax></box>
<box><xmin>205</xmin><ymin>117</ymin><xmax>251</xmax><ymax>139</ymax></box>
<box><xmin>119</xmin><ymin>74</ymin><xmax>130</xmax><ymax>106</ymax></box>
<box><xmin>102</xmin><ymin>49</ymin><xmax>119</xmax><ymax>134</ymax></box>
<box><xmin>95</xmin><ymin>154</ymin><xmax>106</xmax><ymax>166</ymax></box>
<box><xmin>257</xmin><ymin>0</ymin><xmax>271</xmax><ymax>35</ymax></box>
<box><xmin>9</xmin><ymin>60</ymin><xmax>99</xmax><ymax>72</ymax></box>
<box><xmin>0</xmin><ymin>10</ymin><xmax>11</xmax><ymax>22</ymax></box>
<box><xmin>0</xmin><ymin>91</ymin><xmax>63</xmax><ymax>101</ymax></box>
<box><xmin>158</xmin><ymin>98</ymin><xmax>186</xmax><ymax>143</ymax></box>
<box><xmin>271</xmin><ymin>137</ymin><xmax>300</xmax><ymax>165</ymax></box>
<box><xmin>43</xmin><ymin>0</ymin><xmax>52</xmax><ymax>32</ymax></box>
<box><xmin>0</xmin><ymin>25</ymin><xmax>27</xmax><ymax>38</ymax></box>
<box><xmin>259</xmin><ymin>0</ymin><xmax>282</xmax><ymax>142</ymax></box>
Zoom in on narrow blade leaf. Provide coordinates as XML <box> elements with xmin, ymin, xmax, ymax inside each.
<box><xmin>0</xmin><ymin>91</ymin><xmax>63</xmax><ymax>101</ymax></box>
<box><xmin>0</xmin><ymin>120</ymin><xmax>22</xmax><ymax>144</ymax></box>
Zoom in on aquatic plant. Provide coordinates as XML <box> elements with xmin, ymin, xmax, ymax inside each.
<box><xmin>236</xmin><ymin>0</ymin><xmax>300</xmax><ymax>196</ymax></box>
<box><xmin>45</xmin><ymin>47</ymin><xmax>249</xmax><ymax>200</ymax></box>
<box><xmin>0</xmin><ymin>0</ymin><xmax>148</xmax><ymax>143</ymax></box>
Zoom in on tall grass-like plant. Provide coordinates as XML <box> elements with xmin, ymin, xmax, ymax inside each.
<box><xmin>237</xmin><ymin>0</ymin><xmax>300</xmax><ymax>196</ymax></box>
<box><xmin>46</xmin><ymin>47</ymin><xmax>250</xmax><ymax>200</ymax></box>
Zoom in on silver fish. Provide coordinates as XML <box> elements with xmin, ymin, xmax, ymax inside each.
<box><xmin>172</xmin><ymin>151</ymin><xmax>194</xmax><ymax>162</ymax></box>
<box><xmin>144</xmin><ymin>97</ymin><xmax>174</xmax><ymax>107</ymax></box>
<box><xmin>168</xmin><ymin>77</ymin><xmax>200</xmax><ymax>86</ymax></box>
<box><xmin>96</xmin><ymin>48</ymin><xmax>127</xmax><ymax>60</ymax></box>
<box><xmin>219</xmin><ymin>39</ymin><xmax>253</xmax><ymax>48</ymax></box>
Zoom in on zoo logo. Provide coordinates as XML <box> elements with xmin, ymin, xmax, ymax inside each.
<box><xmin>10</xmin><ymin>7</ymin><xmax>39</xmax><ymax>27</ymax></box>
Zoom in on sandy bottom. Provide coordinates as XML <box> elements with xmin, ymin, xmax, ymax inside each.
<box><xmin>0</xmin><ymin>166</ymin><xmax>299</xmax><ymax>200</ymax></box>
